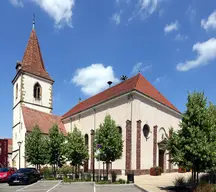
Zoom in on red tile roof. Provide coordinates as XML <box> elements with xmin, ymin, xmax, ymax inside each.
<box><xmin>6</xmin><ymin>139</ymin><xmax>12</xmax><ymax>146</ymax></box>
<box><xmin>22</xmin><ymin>105</ymin><xmax>66</xmax><ymax>135</ymax></box>
<box><xmin>62</xmin><ymin>73</ymin><xmax>180</xmax><ymax>119</ymax></box>
<box><xmin>18</xmin><ymin>29</ymin><xmax>53</xmax><ymax>82</ymax></box>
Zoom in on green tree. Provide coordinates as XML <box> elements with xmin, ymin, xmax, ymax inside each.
<box><xmin>94</xmin><ymin>114</ymin><xmax>123</xmax><ymax>178</ymax></box>
<box><xmin>167</xmin><ymin>91</ymin><xmax>216</xmax><ymax>183</ymax></box>
<box><xmin>65</xmin><ymin>126</ymin><xmax>88</xmax><ymax>176</ymax></box>
<box><xmin>25</xmin><ymin>125</ymin><xmax>48</xmax><ymax>169</ymax></box>
<box><xmin>47</xmin><ymin>124</ymin><xmax>65</xmax><ymax>177</ymax></box>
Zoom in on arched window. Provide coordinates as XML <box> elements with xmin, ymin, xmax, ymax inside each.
<box><xmin>143</xmin><ymin>124</ymin><xmax>150</xmax><ymax>140</ymax></box>
<box><xmin>16</xmin><ymin>84</ymin><xmax>18</xmax><ymax>99</ymax></box>
<box><xmin>33</xmin><ymin>83</ymin><xmax>42</xmax><ymax>100</ymax></box>
<box><xmin>85</xmin><ymin>134</ymin><xmax>89</xmax><ymax>146</ymax></box>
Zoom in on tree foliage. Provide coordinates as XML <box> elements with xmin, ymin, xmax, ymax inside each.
<box><xmin>25</xmin><ymin>125</ymin><xmax>48</xmax><ymax>169</ymax></box>
<box><xmin>94</xmin><ymin>114</ymin><xmax>123</xmax><ymax>176</ymax></box>
<box><xmin>166</xmin><ymin>91</ymin><xmax>216</xmax><ymax>183</ymax></box>
<box><xmin>47</xmin><ymin>124</ymin><xmax>65</xmax><ymax>175</ymax></box>
<box><xmin>65</xmin><ymin>126</ymin><xmax>88</xmax><ymax>171</ymax></box>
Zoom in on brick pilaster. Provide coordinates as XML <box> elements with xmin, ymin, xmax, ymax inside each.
<box><xmin>90</xmin><ymin>129</ymin><xmax>94</xmax><ymax>170</ymax></box>
<box><xmin>153</xmin><ymin>125</ymin><xmax>158</xmax><ymax>167</ymax></box>
<box><xmin>125</xmin><ymin>120</ymin><xmax>132</xmax><ymax>171</ymax></box>
<box><xmin>136</xmin><ymin>120</ymin><xmax>141</xmax><ymax>170</ymax></box>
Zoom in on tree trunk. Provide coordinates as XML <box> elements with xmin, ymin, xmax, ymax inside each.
<box><xmin>192</xmin><ymin>169</ymin><xmax>194</xmax><ymax>183</ymax></box>
<box><xmin>106</xmin><ymin>162</ymin><xmax>109</xmax><ymax>180</ymax></box>
<box><xmin>196</xmin><ymin>171</ymin><xmax>199</xmax><ymax>184</ymax></box>
<box><xmin>53</xmin><ymin>164</ymin><xmax>56</xmax><ymax>178</ymax></box>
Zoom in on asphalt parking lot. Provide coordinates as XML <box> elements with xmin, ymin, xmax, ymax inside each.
<box><xmin>0</xmin><ymin>181</ymin><xmax>145</xmax><ymax>192</ymax></box>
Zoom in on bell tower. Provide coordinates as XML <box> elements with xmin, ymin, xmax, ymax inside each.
<box><xmin>12</xmin><ymin>19</ymin><xmax>54</xmax><ymax>168</ymax></box>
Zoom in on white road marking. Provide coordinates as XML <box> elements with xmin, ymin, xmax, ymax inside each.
<box><xmin>16</xmin><ymin>181</ymin><xmax>40</xmax><ymax>192</ymax></box>
<box><xmin>94</xmin><ymin>182</ymin><xmax>96</xmax><ymax>192</ymax></box>
<box><xmin>46</xmin><ymin>180</ymin><xmax>62</xmax><ymax>192</ymax></box>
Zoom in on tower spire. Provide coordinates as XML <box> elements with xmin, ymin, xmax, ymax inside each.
<box><xmin>33</xmin><ymin>13</ymin><xmax>35</xmax><ymax>29</ymax></box>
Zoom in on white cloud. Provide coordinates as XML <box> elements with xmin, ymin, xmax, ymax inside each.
<box><xmin>9</xmin><ymin>0</ymin><xmax>23</xmax><ymax>7</ymax></box>
<box><xmin>72</xmin><ymin>64</ymin><xmax>119</xmax><ymax>96</ymax></box>
<box><xmin>176</xmin><ymin>38</ymin><xmax>216</xmax><ymax>71</ymax></box>
<box><xmin>201</xmin><ymin>11</ymin><xmax>216</xmax><ymax>31</ymax></box>
<box><xmin>112</xmin><ymin>12</ymin><xmax>122</xmax><ymax>25</ymax></box>
<box><xmin>116</xmin><ymin>0</ymin><xmax>130</xmax><ymax>5</ymax></box>
<box><xmin>174</xmin><ymin>33</ymin><xmax>188</xmax><ymax>41</ymax></box>
<box><xmin>186</xmin><ymin>5</ymin><xmax>196</xmax><ymax>22</ymax></box>
<box><xmin>164</xmin><ymin>20</ymin><xmax>179</xmax><ymax>33</ymax></box>
<box><xmin>129</xmin><ymin>0</ymin><xmax>158</xmax><ymax>21</ymax></box>
<box><xmin>10</xmin><ymin>0</ymin><xmax>75</xmax><ymax>28</ymax></box>
<box><xmin>154</xmin><ymin>75</ymin><xmax>166</xmax><ymax>84</ymax></box>
<box><xmin>132</xmin><ymin>62</ymin><xmax>152</xmax><ymax>74</ymax></box>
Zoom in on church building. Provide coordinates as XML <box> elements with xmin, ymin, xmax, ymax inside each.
<box><xmin>12</xmin><ymin>25</ymin><xmax>182</xmax><ymax>175</ymax></box>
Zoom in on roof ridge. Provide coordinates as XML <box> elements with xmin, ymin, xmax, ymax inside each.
<box><xmin>62</xmin><ymin>73</ymin><xmax>143</xmax><ymax>119</ymax></box>
<box><xmin>134</xmin><ymin>73</ymin><xmax>142</xmax><ymax>89</ymax></box>
<box><xmin>69</xmin><ymin>74</ymin><xmax>138</xmax><ymax>106</ymax></box>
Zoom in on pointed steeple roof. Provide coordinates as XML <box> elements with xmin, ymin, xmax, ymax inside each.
<box><xmin>18</xmin><ymin>28</ymin><xmax>53</xmax><ymax>82</ymax></box>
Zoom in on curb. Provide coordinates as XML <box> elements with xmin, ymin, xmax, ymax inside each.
<box><xmin>134</xmin><ymin>184</ymin><xmax>149</xmax><ymax>192</ymax></box>
<box><xmin>61</xmin><ymin>182</ymin><xmax>94</xmax><ymax>184</ymax></box>
<box><xmin>95</xmin><ymin>183</ymin><xmax>134</xmax><ymax>187</ymax></box>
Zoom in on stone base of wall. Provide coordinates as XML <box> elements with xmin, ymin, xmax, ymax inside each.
<box><xmin>165</xmin><ymin>169</ymin><xmax>178</xmax><ymax>173</ymax></box>
<box><xmin>86</xmin><ymin>169</ymin><xmax>178</xmax><ymax>175</ymax></box>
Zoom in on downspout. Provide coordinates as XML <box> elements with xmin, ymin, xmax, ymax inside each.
<box><xmin>130</xmin><ymin>92</ymin><xmax>133</xmax><ymax>124</ymax></box>
<box><xmin>93</xmin><ymin>108</ymin><xmax>96</xmax><ymax>181</ymax></box>
<box><xmin>70</xmin><ymin>117</ymin><xmax>72</xmax><ymax>132</ymax></box>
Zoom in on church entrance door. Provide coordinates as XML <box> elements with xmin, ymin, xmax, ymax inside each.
<box><xmin>158</xmin><ymin>149</ymin><xmax>165</xmax><ymax>173</ymax></box>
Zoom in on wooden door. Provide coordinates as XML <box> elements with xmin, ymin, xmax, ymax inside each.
<box><xmin>159</xmin><ymin>150</ymin><xmax>164</xmax><ymax>172</ymax></box>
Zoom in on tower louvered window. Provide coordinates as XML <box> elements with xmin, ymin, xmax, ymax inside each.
<box><xmin>33</xmin><ymin>83</ymin><xmax>42</xmax><ymax>100</ymax></box>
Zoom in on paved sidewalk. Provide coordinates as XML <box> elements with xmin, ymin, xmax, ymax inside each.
<box><xmin>119</xmin><ymin>172</ymin><xmax>192</xmax><ymax>192</ymax></box>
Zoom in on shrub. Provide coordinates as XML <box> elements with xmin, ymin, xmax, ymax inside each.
<box><xmin>199</xmin><ymin>173</ymin><xmax>210</xmax><ymax>184</ymax></box>
<box><xmin>61</xmin><ymin>165</ymin><xmax>73</xmax><ymax>176</ymax></box>
<box><xmin>194</xmin><ymin>183</ymin><xmax>216</xmax><ymax>192</ymax></box>
<box><xmin>85</xmin><ymin>173</ymin><xmax>92</xmax><ymax>181</ymax></box>
<box><xmin>173</xmin><ymin>176</ymin><xmax>187</xmax><ymax>188</ymax></box>
<box><xmin>81</xmin><ymin>172</ymin><xmax>91</xmax><ymax>181</ymax></box>
<box><xmin>118</xmin><ymin>179</ymin><xmax>126</xmax><ymax>184</ymax></box>
<box><xmin>63</xmin><ymin>176</ymin><xmax>72</xmax><ymax>183</ymax></box>
<box><xmin>40</xmin><ymin>167</ymin><xmax>53</xmax><ymax>179</ymax></box>
<box><xmin>150</xmin><ymin>166</ymin><xmax>162</xmax><ymax>176</ymax></box>
<box><xmin>111</xmin><ymin>171</ymin><xmax>117</xmax><ymax>183</ymax></box>
<box><xmin>96</xmin><ymin>180</ymin><xmax>110</xmax><ymax>184</ymax></box>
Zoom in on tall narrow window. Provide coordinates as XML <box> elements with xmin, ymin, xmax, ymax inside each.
<box><xmin>15</xmin><ymin>84</ymin><xmax>18</xmax><ymax>99</ymax></box>
<box><xmin>85</xmin><ymin>134</ymin><xmax>89</xmax><ymax>146</ymax></box>
<box><xmin>33</xmin><ymin>83</ymin><xmax>42</xmax><ymax>100</ymax></box>
<box><xmin>117</xmin><ymin>126</ymin><xmax>122</xmax><ymax>139</ymax></box>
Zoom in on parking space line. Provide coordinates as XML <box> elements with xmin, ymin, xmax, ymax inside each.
<box><xmin>94</xmin><ymin>182</ymin><xmax>96</xmax><ymax>192</ymax></box>
<box><xmin>46</xmin><ymin>180</ymin><xmax>62</xmax><ymax>192</ymax></box>
<box><xmin>16</xmin><ymin>181</ymin><xmax>40</xmax><ymax>192</ymax></box>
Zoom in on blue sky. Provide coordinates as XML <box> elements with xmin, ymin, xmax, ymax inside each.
<box><xmin>1</xmin><ymin>0</ymin><xmax>216</xmax><ymax>138</ymax></box>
